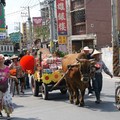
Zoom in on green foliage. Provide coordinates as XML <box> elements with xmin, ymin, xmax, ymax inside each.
<box><xmin>55</xmin><ymin>50</ymin><xmax>68</xmax><ymax>57</ymax></box>
<box><xmin>34</xmin><ymin>25</ymin><xmax>50</xmax><ymax>40</ymax></box>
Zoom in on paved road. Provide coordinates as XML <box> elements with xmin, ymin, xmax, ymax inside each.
<box><xmin>1</xmin><ymin>74</ymin><xmax>120</xmax><ymax>120</ymax></box>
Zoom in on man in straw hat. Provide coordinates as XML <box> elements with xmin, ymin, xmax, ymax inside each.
<box><xmin>91</xmin><ymin>49</ymin><xmax>113</xmax><ymax>104</ymax></box>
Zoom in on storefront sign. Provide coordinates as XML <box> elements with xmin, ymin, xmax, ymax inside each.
<box><xmin>58</xmin><ymin>36</ymin><xmax>67</xmax><ymax>44</ymax></box>
<box><xmin>56</xmin><ymin>0</ymin><xmax>67</xmax><ymax>35</ymax></box>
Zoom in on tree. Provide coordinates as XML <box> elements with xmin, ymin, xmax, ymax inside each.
<box><xmin>34</xmin><ymin>25</ymin><xmax>50</xmax><ymax>41</ymax></box>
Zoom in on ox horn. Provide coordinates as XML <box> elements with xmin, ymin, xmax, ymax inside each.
<box><xmin>76</xmin><ymin>58</ymin><xmax>89</xmax><ymax>62</ymax></box>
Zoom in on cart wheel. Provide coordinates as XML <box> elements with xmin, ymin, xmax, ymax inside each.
<box><xmin>31</xmin><ymin>76</ymin><xmax>39</xmax><ymax>97</ymax></box>
<box><xmin>60</xmin><ymin>88</ymin><xmax>67</xmax><ymax>94</ymax></box>
<box><xmin>41</xmin><ymin>83</ymin><xmax>48</xmax><ymax>100</ymax></box>
<box><xmin>115</xmin><ymin>86</ymin><xmax>120</xmax><ymax>110</ymax></box>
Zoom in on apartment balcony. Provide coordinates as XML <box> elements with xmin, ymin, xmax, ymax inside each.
<box><xmin>71</xmin><ymin>0</ymin><xmax>84</xmax><ymax>11</ymax></box>
<box><xmin>71</xmin><ymin>9</ymin><xmax>86</xmax><ymax>35</ymax></box>
<box><xmin>72</xmin><ymin>24</ymin><xmax>86</xmax><ymax>35</ymax></box>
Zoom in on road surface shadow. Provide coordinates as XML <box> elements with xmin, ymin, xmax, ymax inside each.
<box><xmin>84</xmin><ymin>100</ymin><xmax>119</xmax><ymax>112</ymax></box>
<box><xmin>39</xmin><ymin>92</ymin><xmax>69</xmax><ymax>101</ymax></box>
<box><xmin>1</xmin><ymin>117</ymin><xmax>41</xmax><ymax>120</ymax></box>
<box><xmin>13</xmin><ymin>103</ymin><xmax>24</xmax><ymax>109</ymax></box>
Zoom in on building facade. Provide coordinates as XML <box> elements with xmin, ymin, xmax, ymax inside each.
<box><xmin>68</xmin><ymin>0</ymin><xmax>113</xmax><ymax>52</ymax></box>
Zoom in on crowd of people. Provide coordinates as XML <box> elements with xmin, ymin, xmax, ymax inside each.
<box><xmin>0</xmin><ymin>47</ymin><xmax>114</xmax><ymax>119</ymax></box>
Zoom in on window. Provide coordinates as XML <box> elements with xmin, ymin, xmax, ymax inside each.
<box><xmin>1</xmin><ymin>46</ymin><xmax>3</xmax><ymax>51</ymax></box>
<box><xmin>72</xmin><ymin>10</ymin><xmax>85</xmax><ymax>25</ymax></box>
<box><xmin>71</xmin><ymin>0</ymin><xmax>84</xmax><ymax>10</ymax></box>
<box><xmin>72</xmin><ymin>25</ymin><xmax>86</xmax><ymax>35</ymax></box>
<box><xmin>4</xmin><ymin>46</ymin><xmax>6</xmax><ymax>51</ymax></box>
<box><xmin>10</xmin><ymin>46</ymin><xmax>12</xmax><ymax>51</ymax></box>
<box><xmin>7</xmin><ymin>46</ymin><xmax>9</xmax><ymax>51</ymax></box>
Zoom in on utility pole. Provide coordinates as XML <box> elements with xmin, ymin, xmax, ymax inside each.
<box><xmin>19</xmin><ymin>22</ymin><xmax>22</xmax><ymax>53</ymax></box>
<box><xmin>48</xmin><ymin>0</ymin><xmax>55</xmax><ymax>53</ymax></box>
<box><xmin>111</xmin><ymin>0</ymin><xmax>119</xmax><ymax>76</ymax></box>
<box><xmin>14</xmin><ymin>22</ymin><xmax>22</xmax><ymax>53</ymax></box>
<box><xmin>28</xmin><ymin>6</ymin><xmax>33</xmax><ymax>50</ymax></box>
<box><xmin>66</xmin><ymin>0</ymin><xmax>72</xmax><ymax>53</ymax></box>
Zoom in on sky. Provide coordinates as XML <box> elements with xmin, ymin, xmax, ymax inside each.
<box><xmin>5</xmin><ymin>0</ymin><xmax>44</xmax><ymax>34</ymax></box>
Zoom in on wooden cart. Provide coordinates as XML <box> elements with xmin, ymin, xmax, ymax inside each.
<box><xmin>31</xmin><ymin>51</ymin><xmax>67</xmax><ymax>100</ymax></box>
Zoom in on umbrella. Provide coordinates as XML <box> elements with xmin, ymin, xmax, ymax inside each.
<box><xmin>20</xmin><ymin>55</ymin><xmax>35</xmax><ymax>74</ymax></box>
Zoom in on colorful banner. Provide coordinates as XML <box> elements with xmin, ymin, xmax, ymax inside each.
<box><xmin>22</xmin><ymin>23</ymin><xmax>27</xmax><ymax>41</ymax></box>
<box><xmin>56</xmin><ymin>0</ymin><xmax>67</xmax><ymax>35</ymax></box>
<box><xmin>33</xmin><ymin>17</ymin><xmax>42</xmax><ymax>27</ymax></box>
<box><xmin>0</xmin><ymin>4</ymin><xmax>5</xmax><ymax>29</ymax></box>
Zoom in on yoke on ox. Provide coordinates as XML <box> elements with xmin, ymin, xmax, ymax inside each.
<box><xmin>61</xmin><ymin>53</ymin><xmax>95</xmax><ymax>107</ymax></box>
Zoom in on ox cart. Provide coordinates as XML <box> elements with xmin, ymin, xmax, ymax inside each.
<box><xmin>31</xmin><ymin>50</ymin><xmax>67</xmax><ymax>100</ymax></box>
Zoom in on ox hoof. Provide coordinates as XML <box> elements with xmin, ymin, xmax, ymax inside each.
<box><xmin>80</xmin><ymin>103</ymin><xmax>85</xmax><ymax>107</ymax></box>
<box><xmin>70</xmin><ymin>100</ymin><xmax>74</xmax><ymax>104</ymax></box>
<box><xmin>75</xmin><ymin>101</ymin><xmax>79</xmax><ymax>105</ymax></box>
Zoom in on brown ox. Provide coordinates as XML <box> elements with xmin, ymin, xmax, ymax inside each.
<box><xmin>62</xmin><ymin>53</ymin><xmax>95</xmax><ymax>106</ymax></box>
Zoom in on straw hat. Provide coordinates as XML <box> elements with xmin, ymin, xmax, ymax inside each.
<box><xmin>83</xmin><ymin>46</ymin><xmax>91</xmax><ymax>51</ymax></box>
<box><xmin>91</xmin><ymin>49</ymin><xmax>102</xmax><ymax>56</ymax></box>
<box><xmin>11</xmin><ymin>55</ymin><xmax>18</xmax><ymax>59</ymax></box>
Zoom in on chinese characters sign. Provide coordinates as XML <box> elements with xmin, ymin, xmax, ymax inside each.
<box><xmin>22</xmin><ymin>23</ymin><xmax>27</xmax><ymax>41</ymax></box>
<box><xmin>58</xmin><ymin>36</ymin><xmax>67</xmax><ymax>44</ymax></box>
<box><xmin>56</xmin><ymin>0</ymin><xmax>67</xmax><ymax>35</ymax></box>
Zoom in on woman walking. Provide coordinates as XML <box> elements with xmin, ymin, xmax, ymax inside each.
<box><xmin>0</xmin><ymin>54</ymin><xmax>18</xmax><ymax>119</ymax></box>
<box><xmin>10</xmin><ymin>55</ymin><xmax>25</xmax><ymax>94</ymax></box>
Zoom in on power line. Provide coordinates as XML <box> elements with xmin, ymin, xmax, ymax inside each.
<box><xmin>6</xmin><ymin>3</ymin><xmax>39</xmax><ymax>16</ymax></box>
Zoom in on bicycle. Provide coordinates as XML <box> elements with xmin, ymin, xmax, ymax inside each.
<box><xmin>115</xmin><ymin>81</ymin><xmax>120</xmax><ymax>110</ymax></box>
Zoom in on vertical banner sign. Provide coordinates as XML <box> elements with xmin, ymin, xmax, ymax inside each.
<box><xmin>0</xmin><ymin>4</ymin><xmax>6</xmax><ymax>40</ymax></box>
<box><xmin>56</xmin><ymin>0</ymin><xmax>67</xmax><ymax>35</ymax></box>
<box><xmin>22</xmin><ymin>23</ymin><xmax>27</xmax><ymax>42</ymax></box>
<box><xmin>0</xmin><ymin>4</ymin><xmax>5</xmax><ymax>29</ymax></box>
<box><xmin>56</xmin><ymin>0</ymin><xmax>68</xmax><ymax>53</ymax></box>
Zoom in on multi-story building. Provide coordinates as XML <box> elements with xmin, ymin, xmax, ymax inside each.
<box><xmin>68</xmin><ymin>0</ymin><xmax>113</xmax><ymax>52</ymax></box>
<box><xmin>0</xmin><ymin>40</ymin><xmax>14</xmax><ymax>56</ymax></box>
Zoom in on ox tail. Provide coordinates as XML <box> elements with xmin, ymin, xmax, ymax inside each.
<box><xmin>50</xmin><ymin>68</ymin><xmax>70</xmax><ymax>90</ymax></box>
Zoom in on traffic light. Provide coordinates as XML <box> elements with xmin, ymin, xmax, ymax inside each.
<box><xmin>0</xmin><ymin>0</ymin><xmax>6</xmax><ymax>6</ymax></box>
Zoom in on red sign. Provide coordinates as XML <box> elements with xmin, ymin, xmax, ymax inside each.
<box><xmin>33</xmin><ymin>17</ymin><xmax>42</xmax><ymax>27</ymax></box>
<box><xmin>56</xmin><ymin>0</ymin><xmax>67</xmax><ymax>35</ymax></box>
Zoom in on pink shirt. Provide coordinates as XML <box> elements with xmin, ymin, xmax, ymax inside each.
<box><xmin>0</xmin><ymin>66</ymin><xmax>9</xmax><ymax>83</ymax></box>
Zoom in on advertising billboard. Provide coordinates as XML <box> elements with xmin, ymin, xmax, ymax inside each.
<box><xmin>56</xmin><ymin>0</ymin><xmax>67</xmax><ymax>35</ymax></box>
